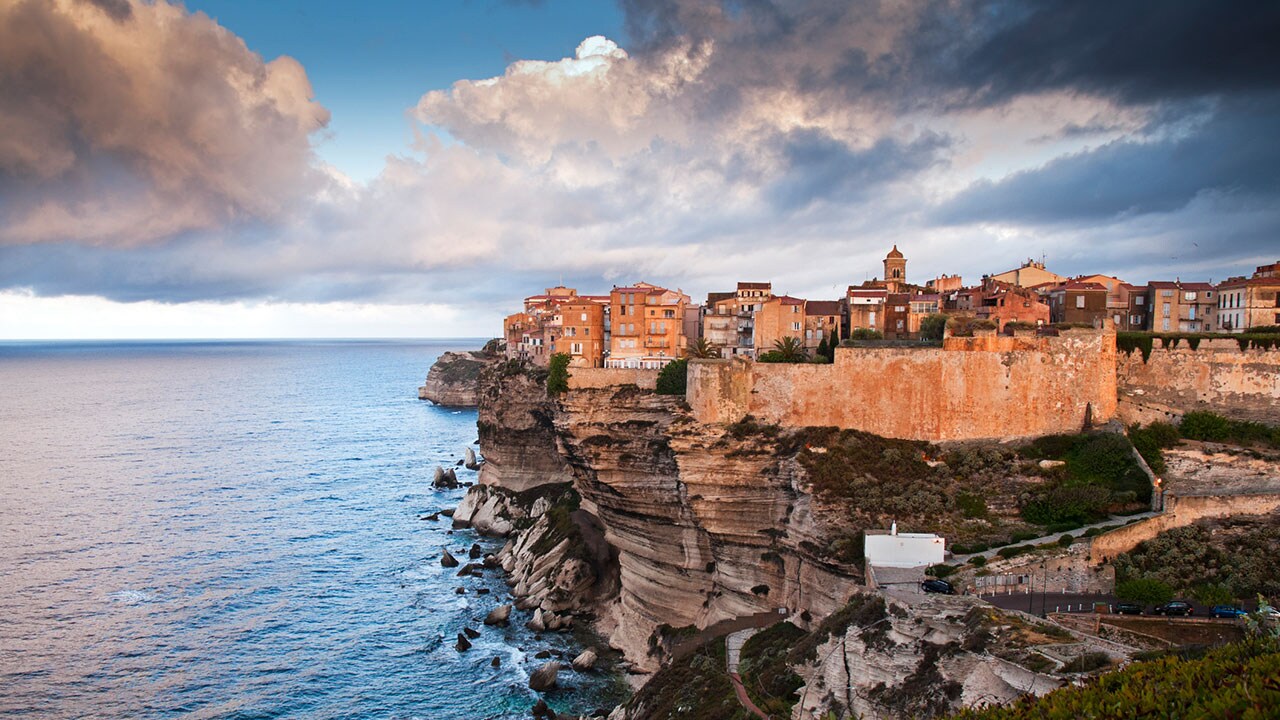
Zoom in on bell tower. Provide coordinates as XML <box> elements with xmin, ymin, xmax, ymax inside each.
<box><xmin>883</xmin><ymin>245</ymin><xmax>906</xmax><ymax>292</ymax></box>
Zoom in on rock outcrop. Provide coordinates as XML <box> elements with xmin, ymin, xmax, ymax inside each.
<box><xmin>418</xmin><ymin>350</ymin><xmax>493</xmax><ymax>406</ymax></box>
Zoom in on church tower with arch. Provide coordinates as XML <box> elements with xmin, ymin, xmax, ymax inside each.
<box><xmin>883</xmin><ymin>245</ymin><xmax>906</xmax><ymax>292</ymax></box>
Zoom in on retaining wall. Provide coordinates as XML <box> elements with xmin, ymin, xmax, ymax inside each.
<box><xmin>1116</xmin><ymin>340</ymin><xmax>1280</xmax><ymax>425</ymax></box>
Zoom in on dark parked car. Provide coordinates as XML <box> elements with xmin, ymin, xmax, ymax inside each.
<box><xmin>1114</xmin><ymin>602</ymin><xmax>1143</xmax><ymax>615</ymax></box>
<box><xmin>921</xmin><ymin>579</ymin><xmax>955</xmax><ymax>595</ymax></box>
<box><xmin>1212</xmin><ymin>605</ymin><xmax>1247</xmax><ymax>619</ymax></box>
<box><xmin>1154</xmin><ymin>601</ymin><xmax>1194</xmax><ymax>617</ymax></box>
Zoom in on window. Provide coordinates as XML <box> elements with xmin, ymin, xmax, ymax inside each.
<box><xmin>571</xmin><ymin>343</ymin><xmax>583</xmax><ymax>355</ymax></box>
<box><xmin>1162</xmin><ymin>318</ymin><xmax>1170</xmax><ymax>331</ymax></box>
<box><xmin>791</xmin><ymin>322</ymin><xmax>801</xmax><ymax>331</ymax></box>
<box><xmin>1135</xmin><ymin>296</ymin><xmax>1144</xmax><ymax>306</ymax></box>
<box><xmin>1184</xmin><ymin>291</ymin><xmax>1196</xmax><ymax>301</ymax></box>
<box><xmin>1162</xmin><ymin>303</ymin><xmax>1171</xmax><ymax>317</ymax></box>
<box><xmin>1075</xmin><ymin>295</ymin><xmax>1085</xmax><ymax>308</ymax></box>
<box><xmin>1162</xmin><ymin>290</ymin><xmax>1173</xmax><ymax>297</ymax></box>
<box><xmin>581</xmin><ymin>313</ymin><xmax>587</xmax><ymax>321</ymax></box>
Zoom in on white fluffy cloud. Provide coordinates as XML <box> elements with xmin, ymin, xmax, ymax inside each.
<box><xmin>0</xmin><ymin>0</ymin><xmax>328</xmax><ymax>246</ymax></box>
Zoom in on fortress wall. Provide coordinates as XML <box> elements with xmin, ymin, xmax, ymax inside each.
<box><xmin>1116</xmin><ymin>340</ymin><xmax>1280</xmax><ymax>425</ymax></box>
<box><xmin>568</xmin><ymin>367</ymin><xmax>660</xmax><ymax>390</ymax></box>
<box><xmin>688</xmin><ymin>329</ymin><xmax>1116</xmax><ymax>442</ymax></box>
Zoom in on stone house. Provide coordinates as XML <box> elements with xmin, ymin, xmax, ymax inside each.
<box><xmin>1216</xmin><ymin>261</ymin><xmax>1280</xmax><ymax>332</ymax></box>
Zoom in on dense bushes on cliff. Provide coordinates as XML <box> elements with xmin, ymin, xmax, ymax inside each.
<box><xmin>737</xmin><ymin>622</ymin><xmax>805</xmax><ymax>718</ymax></box>
<box><xmin>1179</xmin><ymin>411</ymin><xmax>1280</xmax><ymax>449</ymax></box>
<box><xmin>949</xmin><ymin>638</ymin><xmax>1280</xmax><ymax>720</ymax></box>
<box><xmin>1127</xmin><ymin>421</ymin><xmax>1180</xmax><ymax>474</ymax></box>
<box><xmin>621</xmin><ymin>638</ymin><xmax>753</xmax><ymax>720</ymax></box>
<box><xmin>1017</xmin><ymin>432</ymin><xmax>1151</xmax><ymax>524</ymax></box>
<box><xmin>1113</xmin><ymin>516</ymin><xmax>1280</xmax><ymax>600</ymax></box>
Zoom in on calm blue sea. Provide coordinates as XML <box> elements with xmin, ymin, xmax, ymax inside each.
<box><xmin>0</xmin><ymin>340</ymin><xmax>619</xmax><ymax>719</ymax></box>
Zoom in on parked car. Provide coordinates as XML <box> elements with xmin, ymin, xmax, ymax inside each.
<box><xmin>921</xmin><ymin>579</ymin><xmax>955</xmax><ymax>595</ymax></box>
<box><xmin>1114</xmin><ymin>602</ymin><xmax>1143</xmax><ymax>615</ymax></box>
<box><xmin>1153</xmin><ymin>601</ymin><xmax>1194</xmax><ymax>617</ymax></box>
<box><xmin>1212</xmin><ymin>605</ymin><xmax>1247</xmax><ymax>619</ymax></box>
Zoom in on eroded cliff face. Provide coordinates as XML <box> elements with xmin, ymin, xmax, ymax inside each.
<box><xmin>475</xmin><ymin>363</ymin><xmax>574</xmax><ymax>492</ymax></box>
<box><xmin>553</xmin><ymin>385</ymin><xmax>860</xmax><ymax>671</ymax></box>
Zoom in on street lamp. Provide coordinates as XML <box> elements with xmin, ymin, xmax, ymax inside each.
<box><xmin>1039</xmin><ymin>561</ymin><xmax>1048</xmax><ymax>618</ymax></box>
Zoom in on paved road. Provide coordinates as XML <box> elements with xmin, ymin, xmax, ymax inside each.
<box><xmin>982</xmin><ymin>593</ymin><xmax>1254</xmax><ymax>617</ymax></box>
<box><xmin>952</xmin><ymin>512</ymin><xmax>1159</xmax><ymax>563</ymax></box>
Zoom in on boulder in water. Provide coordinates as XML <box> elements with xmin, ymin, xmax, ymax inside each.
<box><xmin>528</xmin><ymin>662</ymin><xmax>561</xmax><ymax>692</ymax></box>
<box><xmin>490</xmin><ymin>656</ymin><xmax>501</xmax><ymax>668</ymax></box>
<box><xmin>465</xmin><ymin>447</ymin><xmax>481</xmax><ymax>471</ymax></box>
<box><xmin>432</xmin><ymin>467</ymin><xmax>459</xmax><ymax>489</ymax></box>
<box><xmin>484</xmin><ymin>604</ymin><xmax>512</xmax><ymax>626</ymax></box>
<box><xmin>571</xmin><ymin>648</ymin><xmax>598</xmax><ymax>672</ymax></box>
<box><xmin>455</xmin><ymin>633</ymin><xmax>471</xmax><ymax>652</ymax></box>
<box><xmin>440</xmin><ymin>548</ymin><xmax>459</xmax><ymax>568</ymax></box>
<box><xmin>468</xmin><ymin>543</ymin><xmax>482</xmax><ymax>559</ymax></box>
<box><xmin>463</xmin><ymin>626</ymin><xmax>481</xmax><ymax>639</ymax></box>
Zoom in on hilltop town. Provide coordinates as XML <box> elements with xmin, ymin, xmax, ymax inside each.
<box><xmin>422</xmin><ymin>245</ymin><xmax>1280</xmax><ymax>720</ymax></box>
<box><xmin>502</xmin><ymin>247</ymin><xmax>1280</xmax><ymax>369</ymax></box>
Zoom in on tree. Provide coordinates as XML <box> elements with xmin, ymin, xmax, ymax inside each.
<box><xmin>655</xmin><ymin>358</ymin><xmax>688</xmax><ymax>395</ymax></box>
<box><xmin>685</xmin><ymin>337</ymin><xmax>718</xmax><ymax>359</ymax></box>
<box><xmin>772</xmin><ymin>336</ymin><xmax>807</xmax><ymax>362</ymax></box>
<box><xmin>546</xmin><ymin>353</ymin><xmax>571</xmax><ymax>396</ymax></box>
<box><xmin>848</xmin><ymin>328</ymin><xmax>883</xmax><ymax>341</ymax></box>
<box><xmin>1116</xmin><ymin>577</ymin><xmax>1173</xmax><ymax>607</ymax></box>
<box><xmin>920</xmin><ymin>313</ymin><xmax>948</xmax><ymax>341</ymax></box>
<box><xmin>814</xmin><ymin>335</ymin><xmax>834</xmax><ymax>363</ymax></box>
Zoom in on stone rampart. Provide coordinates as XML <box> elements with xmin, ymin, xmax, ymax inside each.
<box><xmin>1116</xmin><ymin>340</ymin><xmax>1280</xmax><ymax>425</ymax></box>
<box><xmin>1089</xmin><ymin>493</ymin><xmax>1280</xmax><ymax>564</ymax></box>
<box><xmin>687</xmin><ymin>329</ymin><xmax>1117</xmax><ymax>442</ymax></box>
<box><xmin>567</xmin><ymin>367</ymin><xmax>659</xmax><ymax>390</ymax></box>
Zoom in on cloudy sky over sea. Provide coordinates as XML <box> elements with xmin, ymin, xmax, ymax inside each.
<box><xmin>2</xmin><ymin>0</ymin><xmax>1277</xmax><ymax>338</ymax></box>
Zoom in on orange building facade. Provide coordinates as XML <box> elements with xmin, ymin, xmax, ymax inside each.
<box><xmin>608</xmin><ymin>282</ymin><xmax>691</xmax><ymax>368</ymax></box>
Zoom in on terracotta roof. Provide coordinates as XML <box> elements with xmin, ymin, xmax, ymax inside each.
<box><xmin>805</xmin><ymin>300</ymin><xmax>842</xmax><ymax>316</ymax></box>
<box><xmin>774</xmin><ymin>295</ymin><xmax>805</xmax><ymax>305</ymax></box>
<box><xmin>706</xmin><ymin>291</ymin><xmax>735</xmax><ymax>303</ymax></box>
<box><xmin>1148</xmin><ymin>280</ymin><xmax>1214</xmax><ymax>291</ymax></box>
<box><xmin>737</xmin><ymin>281</ymin><xmax>772</xmax><ymax>290</ymax></box>
<box><xmin>1218</xmin><ymin>276</ymin><xmax>1280</xmax><ymax>288</ymax></box>
<box><xmin>846</xmin><ymin>289</ymin><xmax>887</xmax><ymax>298</ymax></box>
<box><xmin>1061</xmin><ymin>281</ymin><xmax>1108</xmax><ymax>291</ymax></box>
<box><xmin>885</xmin><ymin>245</ymin><xmax>904</xmax><ymax>259</ymax></box>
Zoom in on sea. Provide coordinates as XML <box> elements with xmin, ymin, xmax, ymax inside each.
<box><xmin>0</xmin><ymin>340</ymin><xmax>623</xmax><ymax>720</ymax></box>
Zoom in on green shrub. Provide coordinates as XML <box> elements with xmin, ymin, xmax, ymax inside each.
<box><xmin>1115</xmin><ymin>577</ymin><xmax>1173</xmax><ymax>606</ymax></box>
<box><xmin>969</xmin><ymin>555</ymin><xmax>987</xmax><ymax>568</ymax></box>
<box><xmin>947</xmin><ymin>315</ymin><xmax>998</xmax><ymax>337</ymax></box>
<box><xmin>546</xmin><ymin>352</ymin><xmax>571</xmax><ymax>395</ymax></box>
<box><xmin>997</xmin><ymin>544</ymin><xmax>1034</xmax><ymax>559</ymax></box>
<box><xmin>1128</xmin><ymin>421</ymin><xmax>1180</xmax><ymax>474</ymax></box>
<box><xmin>919</xmin><ymin>314</ymin><xmax>948</xmax><ymax>341</ymax></box>
<box><xmin>1011</xmin><ymin>531</ymin><xmax>1039</xmax><ymax>543</ymax></box>
<box><xmin>655</xmin><ymin>358</ymin><xmax>688</xmax><ymax>395</ymax></box>
<box><xmin>1060</xmin><ymin>651</ymin><xmax>1112</xmax><ymax>674</ymax></box>
<box><xmin>1179</xmin><ymin>411</ymin><xmax>1280</xmax><ymax>449</ymax></box>
<box><xmin>927</xmin><ymin>564</ymin><xmax>957</xmax><ymax>579</ymax></box>
<box><xmin>955</xmin><ymin>492</ymin><xmax>989</xmax><ymax>519</ymax></box>
<box><xmin>1058</xmin><ymin>534</ymin><xmax>1075</xmax><ymax>548</ymax></box>
<box><xmin>850</xmin><ymin>327</ymin><xmax>884</xmax><ymax>341</ymax></box>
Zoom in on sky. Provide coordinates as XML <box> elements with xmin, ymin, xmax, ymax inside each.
<box><xmin>1</xmin><ymin>0</ymin><xmax>1278</xmax><ymax>339</ymax></box>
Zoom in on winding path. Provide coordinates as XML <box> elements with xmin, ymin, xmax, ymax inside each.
<box><xmin>725</xmin><ymin>629</ymin><xmax>769</xmax><ymax>720</ymax></box>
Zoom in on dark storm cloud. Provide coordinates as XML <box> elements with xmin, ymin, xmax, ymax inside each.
<box><xmin>764</xmin><ymin>128</ymin><xmax>948</xmax><ymax>211</ymax></box>
<box><xmin>934</xmin><ymin>95</ymin><xmax>1280</xmax><ymax>226</ymax></box>
<box><xmin>620</xmin><ymin>0</ymin><xmax>1280</xmax><ymax>109</ymax></box>
<box><xmin>949</xmin><ymin>0</ymin><xmax>1280</xmax><ymax>106</ymax></box>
